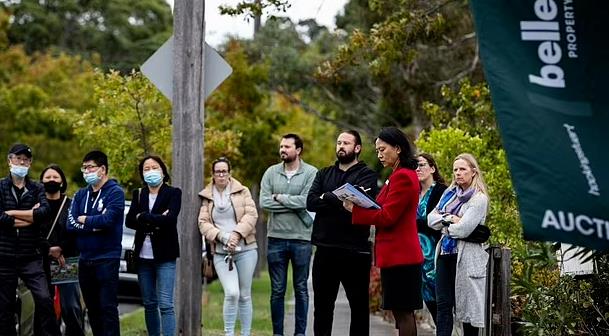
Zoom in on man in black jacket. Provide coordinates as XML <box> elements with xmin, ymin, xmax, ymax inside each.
<box><xmin>0</xmin><ymin>144</ymin><xmax>59</xmax><ymax>336</ymax></box>
<box><xmin>306</xmin><ymin>131</ymin><xmax>379</xmax><ymax>336</ymax></box>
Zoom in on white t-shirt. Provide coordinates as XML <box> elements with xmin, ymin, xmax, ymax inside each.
<box><xmin>139</xmin><ymin>193</ymin><xmax>158</xmax><ymax>259</ymax></box>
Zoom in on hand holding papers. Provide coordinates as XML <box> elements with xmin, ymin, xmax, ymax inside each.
<box><xmin>332</xmin><ymin>183</ymin><xmax>380</xmax><ymax>209</ymax></box>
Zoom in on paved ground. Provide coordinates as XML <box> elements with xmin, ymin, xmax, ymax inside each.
<box><xmin>283</xmin><ymin>281</ymin><xmax>435</xmax><ymax>336</ymax></box>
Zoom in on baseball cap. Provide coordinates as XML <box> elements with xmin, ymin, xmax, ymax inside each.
<box><xmin>8</xmin><ymin>144</ymin><xmax>33</xmax><ymax>158</ymax></box>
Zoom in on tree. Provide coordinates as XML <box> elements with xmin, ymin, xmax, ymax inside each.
<box><xmin>206</xmin><ymin>39</ymin><xmax>338</xmax><ymax>187</ymax></box>
<box><xmin>1</xmin><ymin>0</ymin><xmax>173</xmax><ymax>72</ymax></box>
<box><xmin>221</xmin><ymin>0</ymin><xmax>482</xmax><ymax>138</ymax></box>
<box><xmin>0</xmin><ymin>45</ymin><xmax>97</xmax><ymax>188</ymax></box>
<box><xmin>71</xmin><ymin>71</ymin><xmax>242</xmax><ymax>191</ymax></box>
<box><xmin>416</xmin><ymin>80</ymin><xmax>523</xmax><ymax>252</ymax></box>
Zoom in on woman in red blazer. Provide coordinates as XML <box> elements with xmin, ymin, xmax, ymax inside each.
<box><xmin>343</xmin><ymin>127</ymin><xmax>423</xmax><ymax>336</ymax></box>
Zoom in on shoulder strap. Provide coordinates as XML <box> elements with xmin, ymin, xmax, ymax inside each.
<box><xmin>46</xmin><ymin>196</ymin><xmax>68</xmax><ymax>240</ymax></box>
<box><xmin>130</xmin><ymin>188</ymin><xmax>142</xmax><ymax>251</ymax></box>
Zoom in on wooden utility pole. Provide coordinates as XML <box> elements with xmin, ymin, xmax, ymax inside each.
<box><xmin>172</xmin><ymin>1</ymin><xmax>205</xmax><ymax>335</ymax></box>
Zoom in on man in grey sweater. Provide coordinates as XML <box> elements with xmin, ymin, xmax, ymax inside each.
<box><xmin>260</xmin><ymin>134</ymin><xmax>317</xmax><ymax>336</ymax></box>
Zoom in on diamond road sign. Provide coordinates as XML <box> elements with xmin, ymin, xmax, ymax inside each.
<box><xmin>141</xmin><ymin>36</ymin><xmax>232</xmax><ymax>101</ymax></box>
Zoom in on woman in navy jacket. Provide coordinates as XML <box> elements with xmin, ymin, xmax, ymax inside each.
<box><xmin>344</xmin><ymin>127</ymin><xmax>423</xmax><ymax>336</ymax></box>
<box><xmin>125</xmin><ymin>155</ymin><xmax>182</xmax><ymax>336</ymax></box>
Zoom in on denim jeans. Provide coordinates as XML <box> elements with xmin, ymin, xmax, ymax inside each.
<box><xmin>137</xmin><ymin>259</ymin><xmax>177</xmax><ymax>336</ymax></box>
<box><xmin>267</xmin><ymin>238</ymin><xmax>312</xmax><ymax>336</ymax></box>
<box><xmin>79</xmin><ymin>258</ymin><xmax>120</xmax><ymax>336</ymax></box>
<box><xmin>214</xmin><ymin>249</ymin><xmax>258</xmax><ymax>336</ymax></box>
<box><xmin>58</xmin><ymin>282</ymin><xmax>85</xmax><ymax>336</ymax></box>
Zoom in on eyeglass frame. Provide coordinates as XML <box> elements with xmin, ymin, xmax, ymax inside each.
<box><xmin>80</xmin><ymin>164</ymin><xmax>100</xmax><ymax>173</ymax></box>
<box><xmin>213</xmin><ymin>170</ymin><xmax>230</xmax><ymax>177</ymax></box>
<box><xmin>7</xmin><ymin>155</ymin><xmax>32</xmax><ymax>165</ymax></box>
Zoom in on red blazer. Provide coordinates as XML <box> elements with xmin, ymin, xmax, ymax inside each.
<box><xmin>352</xmin><ymin>167</ymin><xmax>423</xmax><ymax>268</ymax></box>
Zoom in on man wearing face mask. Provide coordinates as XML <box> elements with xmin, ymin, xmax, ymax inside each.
<box><xmin>67</xmin><ymin>150</ymin><xmax>125</xmax><ymax>336</ymax></box>
<box><xmin>0</xmin><ymin>144</ymin><xmax>60</xmax><ymax>336</ymax></box>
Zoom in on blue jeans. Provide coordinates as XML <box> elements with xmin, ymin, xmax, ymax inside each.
<box><xmin>214</xmin><ymin>249</ymin><xmax>258</xmax><ymax>336</ymax></box>
<box><xmin>58</xmin><ymin>282</ymin><xmax>85</xmax><ymax>336</ymax></box>
<box><xmin>267</xmin><ymin>238</ymin><xmax>312</xmax><ymax>336</ymax></box>
<box><xmin>137</xmin><ymin>259</ymin><xmax>177</xmax><ymax>336</ymax></box>
<box><xmin>79</xmin><ymin>258</ymin><xmax>120</xmax><ymax>336</ymax></box>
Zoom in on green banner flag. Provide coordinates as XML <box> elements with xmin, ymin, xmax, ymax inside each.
<box><xmin>469</xmin><ymin>0</ymin><xmax>609</xmax><ymax>250</ymax></box>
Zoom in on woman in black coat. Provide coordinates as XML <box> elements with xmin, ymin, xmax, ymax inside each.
<box><xmin>415</xmin><ymin>153</ymin><xmax>448</xmax><ymax>325</ymax></box>
<box><xmin>125</xmin><ymin>155</ymin><xmax>182</xmax><ymax>336</ymax></box>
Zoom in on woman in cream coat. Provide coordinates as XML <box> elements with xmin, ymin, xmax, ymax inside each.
<box><xmin>428</xmin><ymin>153</ymin><xmax>489</xmax><ymax>336</ymax></box>
<box><xmin>198</xmin><ymin>157</ymin><xmax>258</xmax><ymax>336</ymax></box>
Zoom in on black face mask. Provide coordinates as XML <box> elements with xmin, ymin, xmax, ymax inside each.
<box><xmin>43</xmin><ymin>181</ymin><xmax>62</xmax><ymax>194</ymax></box>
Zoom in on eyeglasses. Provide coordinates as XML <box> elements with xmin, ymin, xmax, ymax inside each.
<box><xmin>80</xmin><ymin>165</ymin><xmax>99</xmax><ymax>173</ymax></box>
<box><xmin>213</xmin><ymin>170</ymin><xmax>229</xmax><ymax>176</ymax></box>
<box><xmin>9</xmin><ymin>156</ymin><xmax>31</xmax><ymax>165</ymax></box>
<box><xmin>417</xmin><ymin>162</ymin><xmax>429</xmax><ymax>168</ymax></box>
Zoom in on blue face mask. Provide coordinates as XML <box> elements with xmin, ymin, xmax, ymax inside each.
<box><xmin>10</xmin><ymin>164</ymin><xmax>29</xmax><ymax>178</ymax></box>
<box><xmin>143</xmin><ymin>170</ymin><xmax>163</xmax><ymax>187</ymax></box>
<box><xmin>83</xmin><ymin>171</ymin><xmax>101</xmax><ymax>186</ymax></box>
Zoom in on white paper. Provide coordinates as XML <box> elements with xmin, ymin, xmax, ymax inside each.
<box><xmin>332</xmin><ymin>183</ymin><xmax>380</xmax><ymax>209</ymax></box>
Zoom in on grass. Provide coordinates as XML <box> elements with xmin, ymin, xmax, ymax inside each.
<box><xmin>120</xmin><ymin>269</ymin><xmax>293</xmax><ymax>336</ymax></box>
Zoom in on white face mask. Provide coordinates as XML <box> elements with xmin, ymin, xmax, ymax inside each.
<box><xmin>83</xmin><ymin>170</ymin><xmax>101</xmax><ymax>186</ymax></box>
<box><xmin>10</xmin><ymin>164</ymin><xmax>29</xmax><ymax>178</ymax></box>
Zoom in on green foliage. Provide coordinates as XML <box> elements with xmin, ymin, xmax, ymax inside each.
<box><xmin>71</xmin><ymin>70</ymin><xmax>172</xmax><ymax>189</ymax></box>
<box><xmin>0</xmin><ymin>9</ymin><xmax>8</xmax><ymax>50</ymax></box>
<box><xmin>0</xmin><ymin>45</ymin><xmax>96</xmax><ymax>191</ymax></box>
<box><xmin>522</xmin><ymin>274</ymin><xmax>595</xmax><ymax>335</ymax></box>
<box><xmin>313</xmin><ymin>0</ymin><xmax>482</xmax><ymax>135</ymax></box>
<box><xmin>207</xmin><ymin>39</ymin><xmax>339</xmax><ymax>188</ymax></box>
<box><xmin>416</xmin><ymin>80</ymin><xmax>523</xmax><ymax>251</ymax></box>
<box><xmin>2</xmin><ymin>0</ymin><xmax>173</xmax><ymax>72</ymax></box>
<box><xmin>71</xmin><ymin>71</ymin><xmax>244</xmax><ymax>191</ymax></box>
<box><xmin>219</xmin><ymin>0</ymin><xmax>290</xmax><ymax>21</ymax></box>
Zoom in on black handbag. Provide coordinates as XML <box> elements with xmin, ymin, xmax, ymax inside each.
<box><xmin>125</xmin><ymin>249</ymin><xmax>137</xmax><ymax>273</ymax></box>
<box><xmin>202</xmin><ymin>240</ymin><xmax>218</xmax><ymax>283</ymax></box>
<box><xmin>462</xmin><ymin>225</ymin><xmax>491</xmax><ymax>243</ymax></box>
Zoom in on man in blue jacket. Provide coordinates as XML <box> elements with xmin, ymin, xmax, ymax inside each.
<box><xmin>67</xmin><ymin>150</ymin><xmax>124</xmax><ymax>336</ymax></box>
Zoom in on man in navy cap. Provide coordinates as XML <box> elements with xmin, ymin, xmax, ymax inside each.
<box><xmin>0</xmin><ymin>144</ymin><xmax>60</xmax><ymax>335</ymax></box>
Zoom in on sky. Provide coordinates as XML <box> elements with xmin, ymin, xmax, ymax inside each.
<box><xmin>166</xmin><ymin>0</ymin><xmax>349</xmax><ymax>47</ymax></box>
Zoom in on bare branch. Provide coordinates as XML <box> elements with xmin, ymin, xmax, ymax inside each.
<box><xmin>434</xmin><ymin>42</ymin><xmax>479</xmax><ymax>87</ymax></box>
<box><xmin>274</xmin><ymin>87</ymin><xmax>373</xmax><ymax>137</ymax></box>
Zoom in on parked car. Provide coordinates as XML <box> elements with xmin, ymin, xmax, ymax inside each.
<box><xmin>15</xmin><ymin>279</ymin><xmax>34</xmax><ymax>336</ymax></box>
<box><xmin>119</xmin><ymin>201</ymin><xmax>141</xmax><ymax>300</ymax></box>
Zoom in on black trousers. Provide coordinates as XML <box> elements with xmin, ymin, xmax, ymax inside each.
<box><xmin>0</xmin><ymin>256</ymin><xmax>60</xmax><ymax>336</ymax></box>
<box><xmin>312</xmin><ymin>246</ymin><xmax>371</xmax><ymax>336</ymax></box>
<box><xmin>436</xmin><ymin>254</ymin><xmax>479</xmax><ymax>336</ymax></box>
